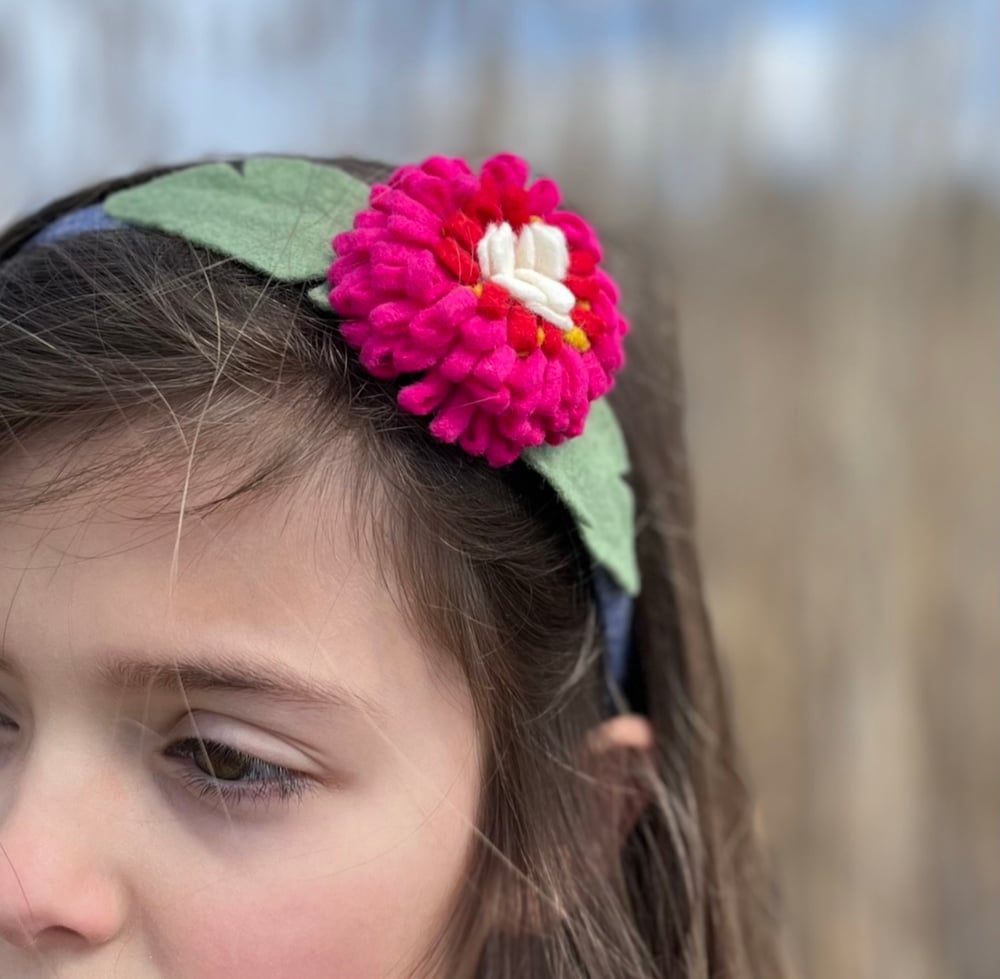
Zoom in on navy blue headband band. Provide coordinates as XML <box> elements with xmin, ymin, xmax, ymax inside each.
<box><xmin>23</xmin><ymin>202</ymin><xmax>125</xmax><ymax>247</ymax></box>
<box><xmin>12</xmin><ymin>202</ymin><xmax>637</xmax><ymax>700</ymax></box>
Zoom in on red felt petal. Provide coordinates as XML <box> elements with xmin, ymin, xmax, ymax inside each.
<box><xmin>477</xmin><ymin>281</ymin><xmax>512</xmax><ymax>320</ymax></box>
<box><xmin>442</xmin><ymin>211</ymin><xmax>485</xmax><ymax>252</ymax></box>
<box><xmin>433</xmin><ymin>237</ymin><xmax>480</xmax><ymax>284</ymax></box>
<box><xmin>507</xmin><ymin>304</ymin><xmax>539</xmax><ymax>354</ymax></box>
<box><xmin>540</xmin><ymin>323</ymin><xmax>564</xmax><ymax>357</ymax></box>
<box><xmin>568</xmin><ymin>249</ymin><xmax>597</xmax><ymax>276</ymax></box>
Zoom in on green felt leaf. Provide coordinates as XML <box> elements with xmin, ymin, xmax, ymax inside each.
<box><xmin>104</xmin><ymin>158</ymin><xmax>369</xmax><ymax>282</ymax></box>
<box><xmin>307</xmin><ymin>281</ymin><xmax>333</xmax><ymax>313</ymax></box>
<box><xmin>524</xmin><ymin>399</ymin><xmax>639</xmax><ymax>596</ymax></box>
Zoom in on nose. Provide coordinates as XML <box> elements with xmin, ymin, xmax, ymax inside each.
<box><xmin>0</xmin><ymin>788</ymin><xmax>127</xmax><ymax>950</ymax></box>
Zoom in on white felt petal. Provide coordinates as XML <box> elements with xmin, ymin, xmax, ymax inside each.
<box><xmin>477</xmin><ymin>222</ymin><xmax>510</xmax><ymax>278</ymax></box>
<box><xmin>515</xmin><ymin>268</ymin><xmax>576</xmax><ymax>316</ymax></box>
<box><xmin>525</xmin><ymin>302</ymin><xmax>575</xmax><ymax>330</ymax></box>
<box><xmin>488</xmin><ymin>222</ymin><xmax>516</xmax><ymax>278</ymax></box>
<box><xmin>491</xmin><ymin>273</ymin><xmax>547</xmax><ymax>306</ymax></box>
<box><xmin>529</xmin><ymin>224</ymin><xmax>570</xmax><ymax>280</ymax></box>
<box><xmin>515</xmin><ymin>226</ymin><xmax>536</xmax><ymax>268</ymax></box>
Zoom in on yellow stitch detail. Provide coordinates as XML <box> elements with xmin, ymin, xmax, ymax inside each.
<box><xmin>529</xmin><ymin>215</ymin><xmax>542</xmax><ymax>223</ymax></box>
<box><xmin>577</xmin><ymin>300</ymin><xmax>591</xmax><ymax>312</ymax></box>
<box><xmin>472</xmin><ymin>283</ymin><xmax>484</xmax><ymax>298</ymax></box>
<box><xmin>566</xmin><ymin>327</ymin><xmax>591</xmax><ymax>352</ymax></box>
<box><xmin>536</xmin><ymin>326</ymin><xmax>546</xmax><ymax>346</ymax></box>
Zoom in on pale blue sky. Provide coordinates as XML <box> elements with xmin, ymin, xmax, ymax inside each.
<box><xmin>0</xmin><ymin>0</ymin><xmax>995</xmax><ymax>220</ymax></box>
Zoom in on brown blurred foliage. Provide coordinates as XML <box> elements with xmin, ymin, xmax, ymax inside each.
<box><xmin>667</xmin><ymin>184</ymin><xmax>999</xmax><ymax>979</ymax></box>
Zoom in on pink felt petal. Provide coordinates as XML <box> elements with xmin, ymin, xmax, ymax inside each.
<box><xmin>472</xmin><ymin>344</ymin><xmax>517</xmax><ymax>387</ymax></box>
<box><xmin>370</xmin><ymin>262</ymin><xmax>407</xmax><ymax>294</ymax></box>
<box><xmin>386</xmin><ymin>214</ymin><xmax>441</xmax><ymax>247</ymax></box>
<box><xmin>370</xmin><ymin>300</ymin><xmax>423</xmax><ymax>333</ymax></box>
<box><xmin>340</xmin><ymin>321</ymin><xmax>371</xmax><ymax>348</ymax></box>
<box><xmin>378</xmin><ymin>188</ymin><xmax>440</xmax><ymax>227</ymax></box>
<box><xmin>408</xmin><ymin>289</ymin><xmax>475</xmax><ymax>345</ymax></box>
<box><xmin>592</xmin><ymin>269</ymin><xmax>620</xmax><ymax>304</ymax></box>
<box><xmin>460</xmin><ymin>314</ymin><xmax>506</xmax><ymax>353</ymax></box>
<box><xmin>360</xmin><ymin>337</ymin><xmax>398</xmax><ymax>379</ymax></box>
<box><xmin>421</xmin><ymin>156</ymin><xmax>475</xmax><ymax>181</ymax></box>
<box><xmin>482</xmin><ymin>154</ymin><xmax>530</xmax><ymax>189</ymax></box>
<box><xmin>393</xmin><ymin>339</ymin><xmax>444</xmax><ymax>374</ymax></box>
<box><xmin>538</xmin><ymin>358</ymin><xmax>565</xmax><ymax>421</ymax></box>
<box><xmin>398</xmin><ymin>373</ymin><xmax>452</xmax><ymax>415</ymax></box>
<box><xmin>560</xmin><ymin>349</ymin><xmax>587</xmax><ymax>412</ymax></box>
<box><xmin>584</xmin><ymin>352</ymin><xmax>610</xmax><ymax>399</ymax></box>
<box><xmin>461</xmin><ymin>378</ymin><xmax>511</xmax><ymax>414</ymax></box>
<box><xmin>497</xmin><ymin>412</ymin><xmax>533</xmax><ymax>443</ymax></box>
<box><xmin>460</xmin><ymin>412</ymin><xmax>494</xmax><ymax>458</ymax></box>
<box><xmin>333</xmin><ymin>226</ymin><xmax>384</xmax><ymax>253</ymax></box>
<box><xmin>354</xmin><ymin>212</ymin><xmax>384</xmax><ymax>229</ymax></box>
<box><xmin>331</xmin><ymin>273</ymin><xmax>375</xmax><ymax>316</ymax></box>
<box><xmin>548</xmin><ymin>212</ymin><xmax>602</xmax><ymax>259</ymax></box>
<box><xmin>438</xmin><ymin>345</ymin><xmax>478</xmax><ymax>382</ymax></box>
<box><xmin>406</xmin><ymin>253</ymin><xmax>449</xmax><ymax>303</ymax></box>
<box><xmin>507</xmin><ymin>349</ymin><xmax>545</xmax><ymax>393</ymax></box>
<box><xmin>484</xmin><ymin>437</ymin><xmax>521</xmax><ymax>468</ymax></box>
<box><xmin>429</xmin><ymin>393</ymin><xmax>478</xmax><ymax>444</ymax></box>
<box><xmin>526</xmin><ymin>178</ymin><xmax>560</xmax><ymax>216</ymax></box>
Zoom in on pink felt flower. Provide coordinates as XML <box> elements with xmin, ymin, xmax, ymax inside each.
<box><xmin>328</xmin><ymin>153</ymin><xmax>628</xmax><ymax>466</ymax></box>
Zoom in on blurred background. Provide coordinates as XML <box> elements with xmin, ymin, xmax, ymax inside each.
<box><xmin>1</xmin><ymin>1</ymin><xmax>997</xmax><ymax>975</ymax></box>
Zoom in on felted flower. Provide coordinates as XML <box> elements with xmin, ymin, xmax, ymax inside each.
<box><xmin>328</xmin><ymin>153</ymin><xmax>627</xmax><ymax>467</ymax></box>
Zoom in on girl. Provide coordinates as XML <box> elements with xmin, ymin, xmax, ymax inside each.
<box><xmin>0</xmin><ymin>154</ymin><xmax>785</xmax><ymax>977</ymax></box>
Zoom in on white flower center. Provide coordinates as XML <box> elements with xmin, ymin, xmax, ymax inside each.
<box><xmin>476</xmin><ymin>220</ymin><xmax>576</xmax><ymax>330</ymax></box>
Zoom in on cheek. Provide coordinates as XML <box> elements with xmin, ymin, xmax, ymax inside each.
<box><xmin>169</xmin><ymin>876</ymin><xmax>395</xmax><ymax>978</ymax></box>
<box><xmin>152</xmin><ymin>808</ymin><xmax>477</xmax><ymax>979</ymax></box>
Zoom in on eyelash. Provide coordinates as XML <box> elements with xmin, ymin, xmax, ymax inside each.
<box><xmin>164</xmin><ymin>737</ymin><xmax>314</xmax><ymax>809</ymax></box>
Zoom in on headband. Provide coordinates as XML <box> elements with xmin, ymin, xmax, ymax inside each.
<box><xmin>15</xmin><ymin>156</ymin><xmax>639</xmax><ymax>697</ymax></box>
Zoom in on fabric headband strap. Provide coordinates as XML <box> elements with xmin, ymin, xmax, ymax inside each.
<box><xmin>12</xmin><ymin>158</ymin><xmax>638</xmax><ymax>698</ymax></box>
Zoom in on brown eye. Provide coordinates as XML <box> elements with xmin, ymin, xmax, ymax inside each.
<box><xmin>165</xmin><ymin>737</ymin><xmax>260</xmax><ymax>782</ymax></box>
<box><xmin>164</xmin><ymin>735</ymin><xmax>313</xmax><ymax>807</ymax></box>
<box><xmin>192</xmin><ymin>741</ymin><xmax>252</xmax><ymax>781</ymax></box>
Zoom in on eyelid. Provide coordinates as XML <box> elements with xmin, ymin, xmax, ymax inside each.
<box><xmin>171</xmin><ymin>710</ymin><xmax>320</xmax><ymax>775</ymax></box>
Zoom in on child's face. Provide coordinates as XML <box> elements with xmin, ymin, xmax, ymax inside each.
<box><xmin>0</xmin><ymin>449</ymin><xmax>481</xmax><ymax>977</ymax></box>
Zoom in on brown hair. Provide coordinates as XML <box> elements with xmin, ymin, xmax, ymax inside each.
<box><xmin>0</xmin><ymin>158</ymin><xmax>786</xmax><ymax>978</ymax></box>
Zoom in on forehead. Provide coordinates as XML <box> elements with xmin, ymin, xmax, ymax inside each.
<box><xmin>0</xmin><ymin>431</ymin><xmax>466</xmax><ymax>717</ymax></box>
<box><xmin>0</xmin><ymin>428</ymin><xmax>359</xmax><ymax>593</ymax></box>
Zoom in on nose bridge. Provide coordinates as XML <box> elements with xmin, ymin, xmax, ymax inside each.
<box><xmin>0</xmin><ymin>737</ymin><xmax>129</xmax><ymax>948</ymax></box>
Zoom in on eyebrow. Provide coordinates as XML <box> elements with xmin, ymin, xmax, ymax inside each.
<box><xmin>91</xmin><ymin>653</ymin><xmax>386</xmax><ymax>719</ymax></box>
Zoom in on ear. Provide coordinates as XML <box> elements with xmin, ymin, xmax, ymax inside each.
<box><xmin>583</xmin><ymin>713</ymin><xmax>656</xmax><ymax>847</ymax></box>
<box><xmin>487</xmin><ymin>713</ymin><xmax>657</xmax><ymax>938</ymax></box>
